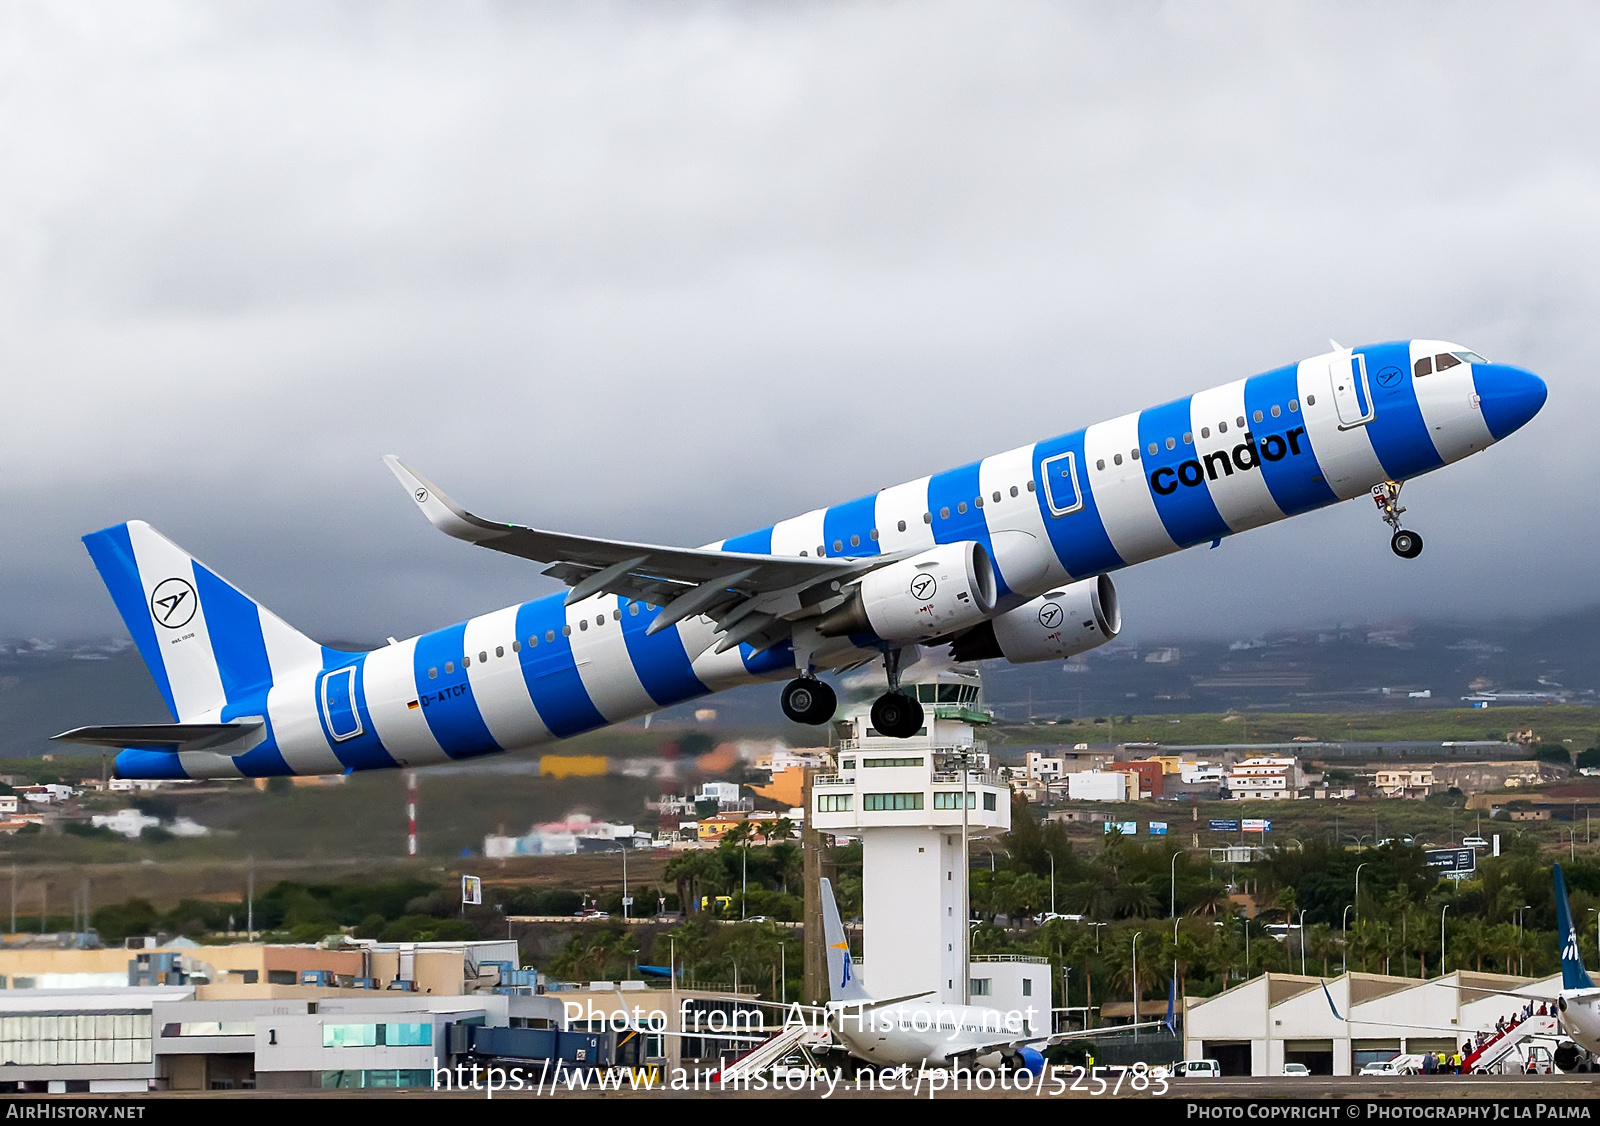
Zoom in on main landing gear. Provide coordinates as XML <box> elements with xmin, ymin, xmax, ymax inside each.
<box><xmin>780</xmin><ymin>676</ymin><xmax>836</xmax><ymax>726</ymax></box>
<box><xmin>1373</xmin><ymin>481</ymin><xmax>1423</xmax><ymax>559</ymax></box>
<box><xmin>868</xmin><ymin>647</ymin><xmax>924</xmax><ymax>740</ymax></box>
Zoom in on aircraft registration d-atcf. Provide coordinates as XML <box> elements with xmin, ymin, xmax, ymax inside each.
<box><xmin>58</xmin><ymin>341</ymin><xmax>1545</xmax><ymax>779</ymax></box>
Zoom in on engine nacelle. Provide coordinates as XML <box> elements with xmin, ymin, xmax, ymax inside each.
<box><xmin>817</xmin><ymin>541</ymin><xmax>997</xmax><ymax>642</ymax></box>
<box><xmin>949</xmin><ymin>575</ymin><xmax>1120</xmax><ymax>663</ymax></box>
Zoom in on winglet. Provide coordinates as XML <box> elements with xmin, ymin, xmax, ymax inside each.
<box><xmin>383</xmin><ymin>456</ymin><xmax>510</xmax><ymax>546</ymax></box>
<box><xmin>1323</xmin><ymin>981</ymin><xmax>1345</xmax><ymax>1021</ymax></box>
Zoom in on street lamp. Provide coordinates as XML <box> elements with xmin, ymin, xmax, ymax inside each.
<box><xmin>1299</xmin><ymin>909</ymin><xmax>1308</xmax><ymax>976</ymax></box>
<box><xmin>1354</xmin><ymin>862</ymin><xmax>1370</xmax><ymax>923</ymax></box>
<box><xmin>1088</xmin><ymin>921</ymin><xmax>1108</xmax><ymax>953</ymax></box>
<box><xmin>1049</xmin><ymin>851</ymin><xmax>1056</xmax><ymax>917</ymax></box>
<box><xmin>1170</xmin><ymin>850</ymin><xmax>1180</xmax><ymax>922</ymax></box>
<box><xmin>1132</xmin><ymin>932</ymin><xmax>1141</xmax><ymax>1042</ymax></box>
<box><xmin>1440</xmin><ymin>905</ymin><xmax>1450</xmax><ymax>978</ymax></box>
<box><xmin>1341</xmin><ymin>905</ymin><xmax>1353</xmax><ymax>975</ymax></box>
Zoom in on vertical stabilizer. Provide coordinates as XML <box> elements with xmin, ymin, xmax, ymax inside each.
<box><xmin>1554</xmin><ymin>863</ymin><xmax>1595</xmax><ymax>990</ymax></box>
<box><xmin>82</xmin><ymin>521</ymin><xmax>326</xmax><ymax>721</ymax></box>
<box><xmin>819</xmin><ymin>877</ymin><xmax>871</xmax><ymax>1003</ymax></box>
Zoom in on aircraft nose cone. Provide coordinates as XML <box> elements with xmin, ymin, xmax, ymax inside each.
<box><xmin>1476</xmin><ymin>364</ymin><xmax>1547</xmax><ymax>440</ymax></box>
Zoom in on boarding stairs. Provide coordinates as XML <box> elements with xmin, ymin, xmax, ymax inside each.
<box><xmin>712</xmin><ymin>1022</ymin><xmax>814</xmax><ymax>1082</ymax></box>
<box><xmin>1463</xmin><ymin>1014</ymin><xmax>1560</xmax><ymax>1074</ymax></box>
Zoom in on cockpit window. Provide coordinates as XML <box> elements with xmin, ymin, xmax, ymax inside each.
<box><xmin>1414</xmin><ymin>356</ymin><xmax>1432</xmax><ymax>378</ymax></box>
<box><xmin>1453</xmin><ymin>350</ymin><xmax>1488</xmax><ymax>364</ymax></box>
<box><xmin>1434</xmin><ymin>353</ymin><xmax>1461</xmax><ymax>372</ymax></box>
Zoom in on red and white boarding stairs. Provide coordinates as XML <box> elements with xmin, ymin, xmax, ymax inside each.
<box><xmin>1463</xmin><ymin>1014</ymin><xmax>1561</xmax><ymax>1074</ymax></box>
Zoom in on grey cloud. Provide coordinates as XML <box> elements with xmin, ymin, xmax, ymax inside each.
<box><xmin>1</xmin><ymin>1</ymin><xmax>1596</xmax><ymax>644</ymax></box>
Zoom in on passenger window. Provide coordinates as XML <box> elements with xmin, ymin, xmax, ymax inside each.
<box><xmin>1096</xmin><ymin>459</ymin><xmax>1105</xmax><ymax>470</ymax></box>
<box><xmin>817</xmin><ymin>544</ymin><xmax>826</xmax><ymax>556</ymax></box>
<box><xmin>923</xmin><ymin>512</ymin><xmax>933</xmax><ymax>523</ymax></box>
<box><xmin>799</xmin><ymin>550</ymin><xmax>808</xmax><ymax>556</ymax></box>
<box><xmin>1113</xmin><ymin>453</ymin><xmax>1123</xmax><ymax>466</ymax></box>
<box><xmin>850</xmin><ymin>534</ymin><xmax>859</xmax><ymax>547</ymax></box>
<box><xmin>940</xmin><ymin>507</ymin><xmax>950</xmax><ymax>519</ymax></box>
<box><xmin>613</xmin><ymin>609</ymin><xmax>621</xmax><ymax>620</ymax></box>
<box><xmin>897</xmin><ymin>520</ymin><xmax>907</xmax><ymax>532</ymax></box>
<box><xmin>1130</xmin><ymin>448</ymin><xmax>1140</xmax><ymax>461</ymax></box>
<box><xmin>596</xmin><ymin>615</ymin><xmax>605</xmax><ymax>626</ymax></box>
<box><xmin>562</xmin><ymin>626</ymin><xmax>572</xmax><ymax>637</ymax></box>
<box><xmin>1237</xmin><ymin>416</ymin><xmax>1246</xmax><ymax>427</ymax></box>
<box><xmin>528</xmin><ymin>636</ymin><xmax>538</xmax><ymax>647</ymax></box>
<box><xmin>1270</xmin><ymin>405</ymin><xmax>1281</xmax><ymax>417</ymax></box>
<box><xmin>973</xmin><ymin>496</ymin><xmax>982</xmax><ymax>508</ymax></box>
<box><xmin>1009</xmin><ymin>485</ymin><xmax>1018</xmax><ymax>497</ymax></box>
<box><xmin>579</xmin><ymin>620</ymin><xmax>588</xmax><ymax>631</ymax></box>
<box><xmin>462</xmin><ymin>656</ymin><xmax>470</xmax><ymax>668</ymax></box>
<box><xmin>1200</xmin><ymin>427</ymin><xmax>1209</xmax><ymax>439</ymax></box>
<box><xmin>445</xmin><ymin>661</ymin><xmax>454</xmax><ymax>673</ymax></box>
<box><xmin>1306</xmin><ymin>394</ymin><xmax>1316</xmax><ymax>406</ymax></box>
<box><xmin>1414</xmin><ymin>356</ymin><xmax>1432</xmax><ymax>378</ymax></box>
<box><xmin>629</xmin><ymin>604</ymin><xmax>639</xmax><ymax>615</ymax></box>
<box><xmin>1289</xmin><ymin>399</ymin><xmax>1299</xmax><ymax>412</ymax></box>
<box><xmin>495</xmin><ymin>646</ymin><xmax>504</xmax><ymax>658</ymax></box>
<box><xmin>428</xmin><ymin>667</ymin><xmax>438</xmax><ymax>679</ymax></box>
<box><xmin>832</xmin><ymin>540</ymin><xmax>843</xmax><ymax>552</ymax></box>
<box><xmin>1026</xmin><ymin>480</ymin><xmax>1034</xmax><ymax>491</ymax></box>
<box><xmin>512</xmin><ymin>641</ymin><xmax>520</xmax><ymax>653</ymax></box>
<box><xmin>870</xmin><ymin>528</ymin><xmax>879</xmax><ymax>540</ymax></box>
<box><xmin>1253</xmin><ymin>410</ymin><xmax>1264</xmax><ymax>423</ymax></box>
<box><xmin>1435</xmin><ymin>353</ymin><xmax>1461</xmax><ymax>371</ymax></box>
<box><xmin>1164</xmin><ymin>437</ymin><xmax>1175</xmax><ymax>450</ymax></box>
<box><xmin>546</xmin><ymin>630</ymin><xmax>556</xmax><ymax>642</ymax></box>
<box><xmin>479</xmin><ymin>651</ymin><xmax>487</xmax><ymax>662</ymax></box>
<box><xmin>956</xmin><ymin>502</ymin><xmax>966</xmax><ymax>514</ymax></box>
<box><xmin>1183</xmin><ymin>432</ymin><xmax>1193</xmax><ymax>444</ymax></box>
<box><xmin>1219</xmin><ymin>421</ymin><xmax>1228</xmax><ymax>433</ymax></box>
<box><xmin>992</xmin><ymin>491</ymin><xmax>1001</xmax><ymax>503</ymax></box>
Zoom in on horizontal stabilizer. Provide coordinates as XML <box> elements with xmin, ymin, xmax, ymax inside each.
<box><xmin>52</xmin><ymin>721</ymin><xmax>264</xmax><ymax>752</ymax></box>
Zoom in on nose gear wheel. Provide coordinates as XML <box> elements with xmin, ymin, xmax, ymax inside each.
<box><xmin>1373</xmin><ymin>481</ymin><xmax>1423</xmax><ymax>559</ymax></box>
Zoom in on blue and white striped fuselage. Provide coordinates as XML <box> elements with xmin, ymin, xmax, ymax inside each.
<box><xmin>111</xmin><ymin>340</ymin><xmax>1546</xmax><ymax>779</ymax></box>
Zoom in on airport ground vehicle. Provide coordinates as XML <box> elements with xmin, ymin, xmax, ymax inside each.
<box><xmin>1282</xmin><ymin>1063</ymin><xmax>1310</xmax><ymax>1076</ymax></box>
<box><xmin>1173</xmin><ymin>1060</ymin><xmax>1221</xmax><ymax>1078</ymax></box>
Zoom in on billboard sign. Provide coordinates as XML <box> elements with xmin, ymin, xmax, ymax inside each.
<box><xmin>461</xmin><ymin>875</ymin><xmax>482</xmax><ymax>906</ymax></box>
<box><xmin>1242</xmin><ymin>819</ymin><xmax>1272</xmax><ymax>833</ymax></box>
<box><xmin>1148</xmin><ymin>822</ymin><xmax>1168</xmax><ymax>836</ymax></box>
<box><xmin>1424</xmin><ymin>847</ymin><xmax>1476</xmax><ymax>874</ymax></box>
<box><xmin>1209</xmin><ymin>819</ymin><xmax>1240</xmax><ymax>832</ymax></box>
<box><xmin>1104</xmin><ymin>820</ymin><xmax>1139</xmax><ymax>836</ymax></box>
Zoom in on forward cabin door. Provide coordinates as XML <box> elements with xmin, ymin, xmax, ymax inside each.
<box><xmin>1329</xmin><ymin>352</ymin><xmax>1376</xmax><ymax>429</ymax></box>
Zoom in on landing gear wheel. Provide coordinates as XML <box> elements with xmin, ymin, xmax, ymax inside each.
<box><xmin>870</xmin><ymin>692</ymin><xmax>924</xmax><ymax>739</ymax></box>
<box><xmin>1390</xmin><ymin>529</ymin><xmax>1423</xmax><ymax>559</ymax></box>
<box><xmin>781</xmin><ymin>678</ymin><xmax>837</xmax><ymax>725</ymax></box>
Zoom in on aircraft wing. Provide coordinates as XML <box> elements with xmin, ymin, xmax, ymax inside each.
<box><xmin>385</xmin><ymin>456</ymin><xmax>902</xmax><ymax>653</ymax></box>
<box><xmin>948</xmin><ymin>1020</ymin><xmax>1171</xmax><ymax>1062</ymax></box>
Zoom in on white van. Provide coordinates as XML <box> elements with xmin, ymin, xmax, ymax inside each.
<box><xmin>1174</xmin><ymin>1059</ymin><xmax>1221</xmax><ymax>1078</ymax></box>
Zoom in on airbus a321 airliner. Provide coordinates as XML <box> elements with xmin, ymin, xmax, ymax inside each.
<box><xmin>58</xmin><ymin>340</ymin><xmax>1545</xmax><ymax>780</ymax></box>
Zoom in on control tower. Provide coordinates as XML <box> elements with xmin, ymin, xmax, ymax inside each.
<box><xmin>810</xmin><ymin>657</ymin><xmax>1011</xmax><ymax>1005</ymax></box>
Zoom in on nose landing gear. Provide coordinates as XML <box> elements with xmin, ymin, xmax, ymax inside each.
<box><xmin>1373</xmin><ymin>481</ymin><xmax>1423</xmax><ymax>559</ymax></box>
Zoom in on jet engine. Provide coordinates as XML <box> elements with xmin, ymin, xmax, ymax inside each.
<box><xmin>949</xmin><ymin>574</ymin><xmax>1120</xmax><ymax>663</ymax></box>
<box><xmin>817</xmin><ymin>541</ymin><xmax>997</xmax><ymax>642</ymax></box>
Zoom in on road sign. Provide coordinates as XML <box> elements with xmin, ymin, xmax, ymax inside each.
<box><xmin>1209</xmin><ymin>819</ymin><xmax>1240</xmax><ymax>832</ymax></box>
<box><xmin>1424</xmin><ymin>847</ymin><xmax>1476</xmax><ymax>874</ymax></box>
<box><xmin>1242</xmin><ymin>819</ymin><xmax>1272</xmax><ymax>833</ymax></box>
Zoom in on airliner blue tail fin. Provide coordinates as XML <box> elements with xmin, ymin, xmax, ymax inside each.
<box><xmin>1554</xmin><ymin>864</ymin><xmax>1595</xmax><ymax>990</ymax></box>
<box><xmin>819</xmin><ymin>878</ymin><xmax>871</xmax><ymax>1003</ymax></box>
<box><xmin>82</xmin><ymin>521</ymin><xmax>325</xmax><ymax>721</ymax></box>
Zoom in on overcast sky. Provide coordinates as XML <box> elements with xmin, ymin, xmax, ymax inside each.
<box><xmin>2</xmin><ymin>2</ymin><xmax>1596</xmax><ymax>646</ymax></box>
